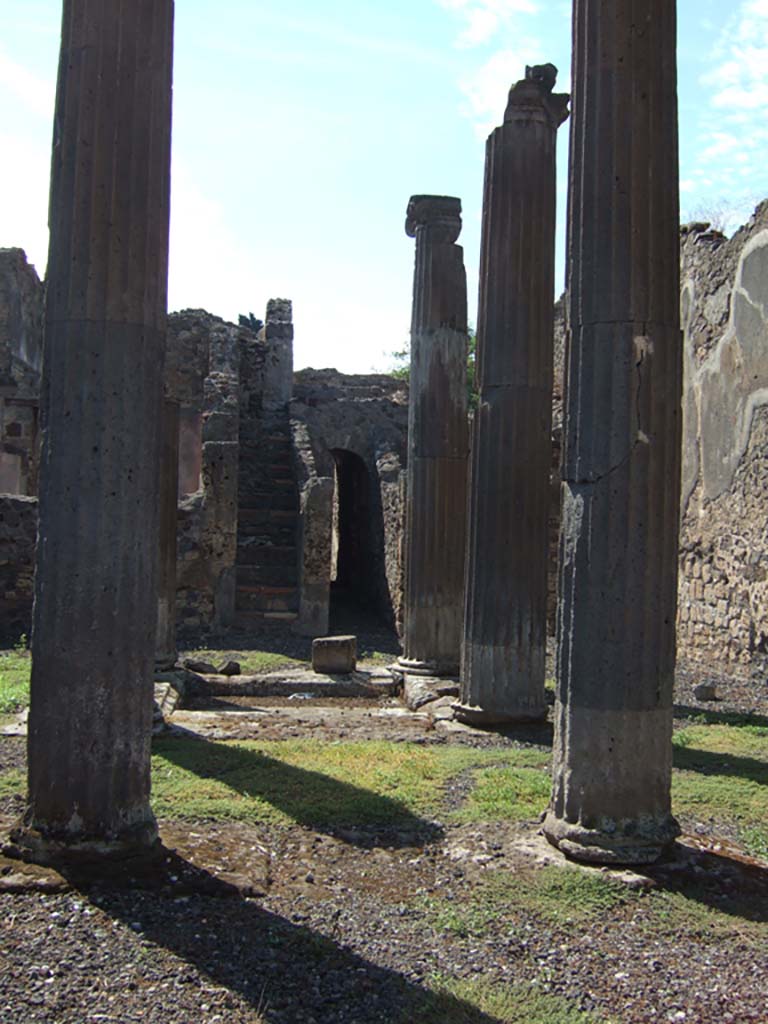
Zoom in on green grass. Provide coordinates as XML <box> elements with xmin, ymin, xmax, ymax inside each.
<box><xmin>151</xmin><ymin>737</ymin><xmax>510</xmax><ymax>828</ymax></box>
<box><xmin>181</xmin><ymin>648</ymin><xmax>304</xmax><ymax>674</ymax></box>
<box><xmin>451</xmin><ymin>757</ymin><xmax>551</xmax><ymax>825</ymax></box>
<box><xmin>672</xmin><ymin>723</ymin><xmax>768</xmax><ymax>859</ymax></box>
<box><xmin>0</xmin><ymin>648</ymin><xmax>31</xmax><ymax>714</ymax></box>
<box><xmin>412</xmin><ymin>975</ymin><xmax>609</xmax><ymax>1024</ymax></box>
<box><xmin>423</xmin><ymin>865</ymin><xmax>636</xmax><ymax>939</ymax></box>
<box><xmin>0</xmin><ymin>768</ymin><xmax>24</xmax><ymax>799</ymax></box>
<box><xmin>645</xmin><ymin>885</ymin><xmax>768</xmax><ymax>944</ymax></box>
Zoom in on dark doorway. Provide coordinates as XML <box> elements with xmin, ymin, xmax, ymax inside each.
<box><xmin>330</xmin><ymin>448</ymin><xmax>387</xmax><ymax>633</ymax></box>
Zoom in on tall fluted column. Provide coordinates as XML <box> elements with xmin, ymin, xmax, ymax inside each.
<box><xmin>543</xmin><ymin>0</ymin><xmax>682</xmax><ymax>864</ymax></box>
<box><xmin>399</xmin><ymin>196</ymin><xmax>468</xmax><ymax>677</ymax></box>
<box><xmin>15</xmin><ymin>0</ymin><xmax>174</xmax><ymax>860</ymax></box>
<box><xmin>455</xmin><ymin>69</ymin><xmax>568</xmax><ymax>726</ymax></box>
<box><xmin>156</xmin><ymin>398</ymin><xmax>180</xmax><ymax>670</ymax></box>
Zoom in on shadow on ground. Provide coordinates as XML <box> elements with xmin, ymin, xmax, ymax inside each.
<box><xmin>98</xmin><ymin>882</ymin><xmax>498</xmax><ymax>1023</ymax></box>
<box><xmin>154</xmin><ymin>733</ymin><xmax>442</xmax><ymax>847</ymax></box>
<box><xmin>672</xmin><ymin>744</ymin><xmax>768</xmax><ymax>784</ymax></box>
<box><xmin>649</xmin><ymin>842</ymin><xmax>768</xmax><ymax>925</ymax></box>
<box><xmin>674</xmin><ymin>703</ymin><xmax>768</xmax><ymax>729</ymax></box>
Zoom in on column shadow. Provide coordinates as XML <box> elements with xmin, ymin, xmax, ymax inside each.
<box><xmin>154</xmin><ymin>732</ymin><xmax>442</xmax><ymax>848</ymax></box>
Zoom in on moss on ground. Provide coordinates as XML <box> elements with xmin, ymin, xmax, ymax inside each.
<box><xmin>181</xmin><ymin>648</ymin><xmax>304</xmax><ymax>675</ymax></box>
<box><xmin>0</xmin><ymin>648</ymin><xmax>30</xmax><ymax>714</ymax></box>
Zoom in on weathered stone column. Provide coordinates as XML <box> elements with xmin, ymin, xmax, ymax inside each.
<box><xmin>543</xmin><ymin>0</ymin><xmax>682</xmax><ymax>864</ymax></box>
<box><xmin>14</xmin><ymin>0</ymin><xmax>174</xmax><ymax>860</ymax></box>
<box><xmin>455</xmin><ymin>69</ymin><xmax>568</xmax><ymax>726</ymax></box>
<box><xmin>399</xmin><ymin>196</ymin><xmax>468</xmax><ymax>677</ymax></box>
<box><xmin>156</xmin><ymin>398</ymin><xmax>180</xmax><ymax>669</ymax></box>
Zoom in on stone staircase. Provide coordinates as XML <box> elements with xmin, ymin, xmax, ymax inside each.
<box><xmin>235</xmin><ymin>421</ymin><xmax>300</xmax><ymax>627</ymax></box>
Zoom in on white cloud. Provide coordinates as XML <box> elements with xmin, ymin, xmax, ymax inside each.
<box><xmin>457</xmin><ymin>41</ymin><xmax>548</xmax><ymax>136</ymax></box>
<box><xmin>0</xmin><ymin>49</ymin><xmax>54</xmax><ymax>119</ymax></box>
<box><xmin>437</xmin><ymin>0</ymin><xmax>539</xmax><ymax>48</ymax></box>
<box><xmin>682</xmin><ymin>1</ymin><xmax>768</xmax><ymax>233</ymax></box>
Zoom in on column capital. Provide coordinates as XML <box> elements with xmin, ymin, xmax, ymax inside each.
<box><xmin>405</xmin><ymin>195</ymin><xmax>462</xmax><ymax>244</ymax></box>
<box><xmin>503</xmin><ymin>65</ymin><xmax>569</xmax><ymax>129</ymax></box>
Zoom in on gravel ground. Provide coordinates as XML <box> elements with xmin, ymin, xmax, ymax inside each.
<box><xmin>1</xmin><ymin>633</ymin><xmax>766</xmax><ymax>1024</ymax></box>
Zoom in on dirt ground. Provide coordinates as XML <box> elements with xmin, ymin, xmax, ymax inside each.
<box><xmin>1</xmin><ymin>651</ymin><xmax>767</xmax><ymax>1024</ymax></box>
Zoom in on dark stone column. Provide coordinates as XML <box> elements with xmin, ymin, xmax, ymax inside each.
<box><xmin>543</xmin><ymin>0</ymin><xmax>683</xmax><ymax>864</ymax></box>
<box><xmin>399</xmin><ymin>196</ymin><xmax>469</xmax><ymax>677</ymax></box>
<box><xmin>14</xmin><ymin>0</ymin><xmax>174</xmax><ymax>860</ymax></box>
<box><xmin>156</xmin><ymin>398</ymin><xmax>179</xmax><ymax>670</ymax></box>
<box><xmin>455</xmin><ymin>69</ymin><xmax>568</xmax><ymax>726</ymax></box>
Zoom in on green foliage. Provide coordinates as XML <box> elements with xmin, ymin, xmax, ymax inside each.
<box><xmin>387</xmin><ymin>330</ymin><xmax>478</xmax><ymax>409</ymax></box>
<box><xmin>238</xmin><ymin>312</ymin><xmax>263</xmax><ymax>334</ymax></box>
<box><xmin>0</xmin><ymin>647</ymin><xmax>31</xmax><ymax>714</ymax></box>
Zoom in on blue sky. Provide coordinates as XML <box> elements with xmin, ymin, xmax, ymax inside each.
<box><xmin>2</xmin><ymin>0</ymin><xmax>768</xmax><ymax>371</ymax></box>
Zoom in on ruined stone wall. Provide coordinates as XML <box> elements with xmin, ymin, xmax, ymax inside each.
<box><xmin>0</xmin><ymin>495</ymin><xmax>37</xmax><ymax>641</ymax></box>
<box><xmin>678</xmin><ymin>204</ymin><xmax>768</xmax><ymax>676</ymax></box>
<box><xmin>290</xmin><ymin>370</ymin><xmax>408</xmax><ymax>632</ymax></box>
<box><xmin>167</xmin><ymin>310</ymin><xmax>265</xmax><ymax>634</ymax></box>
<box><xmin>0</xmin><ymin>250</ymin><xmax>44</xmax><ymax>496</ymax></box>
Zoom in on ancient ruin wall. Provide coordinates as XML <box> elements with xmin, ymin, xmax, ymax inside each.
<box><xmin>678</xmin><ymin>204</ymin><xmax>768</xmax><ymax>675</ymax></box>
<box><xmin>0</xmin><ymin>250</ymin><xmax>44</xmax><ymax>496</ymax></box>
<box><xmin>290</xmin><ymin>369</ymin><xmax>408</xmax><ymax>632</ymax></box>
<box><xmin>0</xmin><ymin>495</ymin><xmax>37</xmax><ymax>641</ymax></box>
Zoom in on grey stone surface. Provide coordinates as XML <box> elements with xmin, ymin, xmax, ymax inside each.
<box><xmin>400</xmin><ymin>195</ymin><xmax>469</xmax><ymax>678</ymax></box>
<box><xmin>458</xmin><ymin>74</ymin><xmax>567</xmax><ymax>725</ymax></box>
<box><xmin>312</xmin><ymin>635</ymin><xmax>357</xmax><ymax>674</ymax></box>
<box><xmin>544</xmin><ymin>1</ymin><xmax>682</xmax><ymax>865</ymax></box>
<box><xmin>17</xmin><ymin>0</ymin><xmax>174</xmax><ymax>858</ymax></box>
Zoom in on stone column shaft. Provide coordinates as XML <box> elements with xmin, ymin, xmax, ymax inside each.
<box><xmin>456</xmin><ymin>71</ymin><xmax>568</xmax><ymax>725</ymax></box>
<box><xmin>19</xmin><ymin>0</ymin><xmax>174</xmax><ymax>856</ymax></box>
<box><xmin>400</xmin><ymin>196</ymin><xmax>468</xmax><ymax>677</ymax></box>
<box><xmin>543</xmin><ymin>0</ymin><xmax>683</xmax><ymax>864</ymax></box>
<box><xmin>156</xmin><ymin>398</ymin><xmax>180</xmax><ymax>669</ymax></box>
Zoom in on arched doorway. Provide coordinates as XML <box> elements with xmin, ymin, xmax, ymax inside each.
<box><xmin>330</xmin><ymin>448</ymin><xmax>387</xmax><ymax>630</ymax></box>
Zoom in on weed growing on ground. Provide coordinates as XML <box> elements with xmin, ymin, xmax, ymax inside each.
<box><xmin>451</xmin><ymin>762</ymin><xmax>551</xmax><ymax>824</ymax></box>
<box><xmin>414</xmin><ymin>975</ymin><xmax>609</xmax><ymax>1023</ymax></box>
<box><xmin>150</xmin><ymin>738</ymin><xmax>512</xmax><ymax>828</ymax></box>
<box><xmin>672</xmin><ymin>723</ymin><xmax>768</xmax><ymax>858</ymax></box>
<box><xmin>644</xmin><ymin>885</ymin><xmax>768</xmax><ymax>945</ymax></box>
<box><xmin>181</xmin><ymin>648</ymin><xmax>304</xmax><ymax>674</ymax></box>
<box><xmin>422</xmin><ymin>865</ymin><xmax>637</xmax><ymax>940</ymax></box>
<box><xmin>0</xmin><ymin>646</ymin><xmax>31</xmax><ymax>714</ymax></box>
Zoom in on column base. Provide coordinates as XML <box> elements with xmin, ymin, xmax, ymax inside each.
<box><xmin>397</xmin><ymin>657</ymin><xmax>459</xmax><ymax>678</ymax></box>
<box><xmin>453</xmin><ymin>701</ymin><xmax>547</xmax><ymax>727</ymax></box>
<box><xmin>542</xmin><ymin>811</ymin><xmax>680</xmax><ymax>866</ymax></box>
<box><xmin>6</xmin><ymin>817</ymin><xmax>160</xmax><ymax>869</ymax></box>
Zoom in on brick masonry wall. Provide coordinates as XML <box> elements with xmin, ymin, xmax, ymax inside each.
<box><xmin>0</xmin><ymin>495</ymin><xmax>37</xmax><ymax>641</ymax></box>
<box><xmin>677</xmin><ymin>203</ymin><xmax>768</xmax><ymax>677</ymax></box>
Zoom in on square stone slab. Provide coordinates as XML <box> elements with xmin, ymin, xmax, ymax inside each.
<box><xmin>312</xmin><ymin>635</ymin><xmax>357</xmax><ymax>674</ymax></box>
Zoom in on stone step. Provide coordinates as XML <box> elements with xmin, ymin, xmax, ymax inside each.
<box><xmin>236</xmin><ymin>543</ymin><xmax>297</xmax><ymax>566</ymax></box>
<box><xmin>233</xmin><ymin>609</ymin><xmax>299</xmax><ymax>626</ymax></box>
<box><xmin>235</xmin><ymin>585</ymin><xmax>299</xmax><ymax>612</ymax></box>
<box><xmin>237</xmin><ymin>564</ymin><xmax>297</xmax><ymax>587</ymax></box>
<box><xmin>238</xmin><ymin>507</ymin><xmax>299</xmax><ymax>526</ymax></box>
<box><xmin>239</xmin><ymin>491</ymin><xmax>297</xmax><ymax>511</ymax></box>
